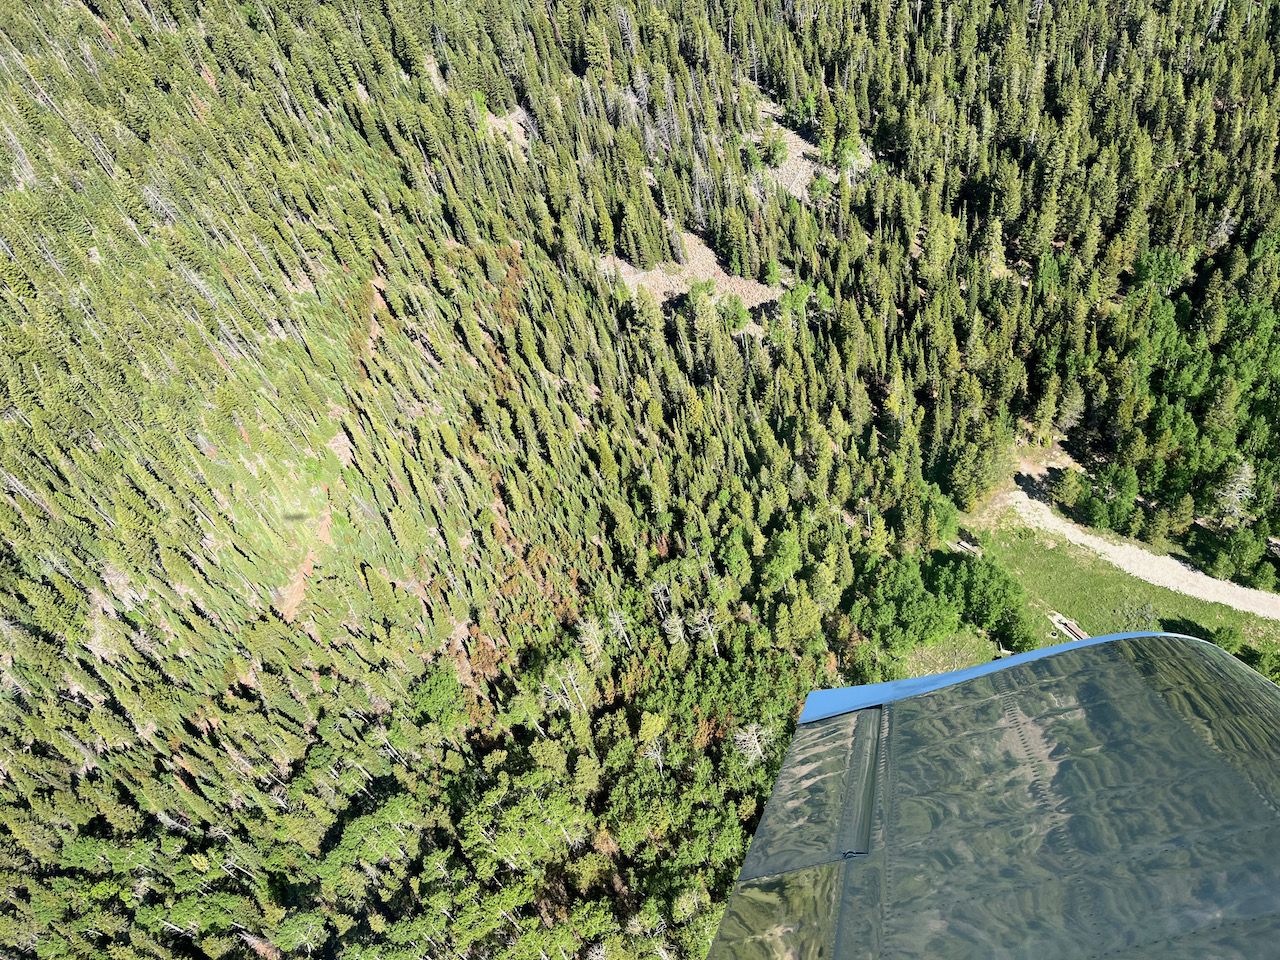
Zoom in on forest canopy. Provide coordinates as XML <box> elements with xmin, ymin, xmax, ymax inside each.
<box><xmin>0</xmin><ymin>0</ymin><xmax>1279</xmax><ymax>957</ymax></box>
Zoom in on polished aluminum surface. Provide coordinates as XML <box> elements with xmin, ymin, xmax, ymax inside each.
<box><xmin>708</xmin><ymin>634</ymin><xmax>1280</xmax><ymax>959</ymax></box>
<box><xmin>739</xmin><ymin>708</ymin><xmax>882</xmax><ymax>881</ymax></box>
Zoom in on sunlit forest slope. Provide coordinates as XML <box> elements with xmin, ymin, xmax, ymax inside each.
<box><xmin>1</xmin><ymin>0</ymin><xmax>1278</xmax><ymax>956</ymax></box>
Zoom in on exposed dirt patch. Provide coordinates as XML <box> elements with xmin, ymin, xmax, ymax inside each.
<box><xmin>756</xmin><ymin>99</ymin><xmax>871</xmax><ymax>202</ymax></box>
<box><xmin>1014</xmin><ymin>441</ymin><xmax>1081</xmax><ymax>480</ymax></box>
<box><xmin>599</xmin><ymin>231</ymin><xmax>779</xmax><ymax>308</ymax></box>
<box><xmin>328</xmin><ymin>429</ymin><xmax>354</xmax><ymax>467</ymax></box>
<box><xmin>276</xmin><ymin>549</ymin><xmax>315</xmax><ymax>623</ymax></box>
<box><xmin>758</xmin><ymin>101</ymin><xmax>822</xmax><ymax>201</ymax></box>
<box><xmin>316</xmin><ymin>500</ymin><xmax>333</xmax><ymax>545</ymax></box>
<box><xmin>423</xmin><ymin>55</ymin><xmax>446</xmax><ymax>92</ymax></box>
<box><xmin>275</xmin><ymin>502</ymin><xmax>331</xmax><ymax>623</ymax></box>
<box><xmin>487</xmin><ymin>106</ymin><xmax>530</xmax><ymax>154</ymax></box>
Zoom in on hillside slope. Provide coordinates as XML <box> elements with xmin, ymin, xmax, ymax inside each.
<box><xmin>1</xmin><ymin>0</ymin><xmax>1279</xmax><ymax>958</ymax></box>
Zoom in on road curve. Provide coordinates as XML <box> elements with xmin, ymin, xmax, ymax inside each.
<box><xmin>1000</xmin><ymin>488</ymin><xmax>1280</xmax><ymax>623</ymax></box>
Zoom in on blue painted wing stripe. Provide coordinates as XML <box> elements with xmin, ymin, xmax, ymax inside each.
<box><xmin>798</xmin><ymin>632</ymin><xmax>1210</xmax><ymax>724</ymax></box>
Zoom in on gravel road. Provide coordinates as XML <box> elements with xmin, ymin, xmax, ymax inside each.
<box><xmin>1000</xmin><ymin>487</ymin><xmax>1280</xmax><ymax>623</ymax></box>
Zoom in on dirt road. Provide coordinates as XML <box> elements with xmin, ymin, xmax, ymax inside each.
<box><xmin>994</xmin><ymin>486</ymin><xmax>1280</xmax><ymax>622</ymax></box>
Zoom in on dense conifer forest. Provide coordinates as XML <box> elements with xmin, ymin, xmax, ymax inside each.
<box><xmin>0</xmin><ymin>0</ymin><xmax>1278</xmax><ymax>956</ymax></box>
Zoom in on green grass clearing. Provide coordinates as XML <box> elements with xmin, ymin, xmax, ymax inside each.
<box><xmin>905</xmin><ymin>626</ymin><xmax>997</xmax><ymax>678</ymax></box>
<box><xmin>982</xmin><ymin>520</ymin><xmax>1280</xmax><ymax>653</ymax></box>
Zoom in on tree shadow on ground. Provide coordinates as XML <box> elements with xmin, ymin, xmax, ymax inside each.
<box><xmin>1157</xmin><ymin>617</ymin><xmax>1211</xmax><ymax>642</ymax></box>
<box><xmin>1014</xmin><ymin>466</ymin><xmax>1068</xmax><ymax>506</ymax></box>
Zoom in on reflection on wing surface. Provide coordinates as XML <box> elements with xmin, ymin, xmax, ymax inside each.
<box><xmin>708</xmin><ymin>632</ymin><xmax>1280</xmax><ymax>959</ymax></box>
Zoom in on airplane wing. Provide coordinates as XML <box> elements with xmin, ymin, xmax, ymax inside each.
<box><xmin>707</xmin><ymin>631</ymin><xmax>1280</xmax><ymax>959</ymax></box>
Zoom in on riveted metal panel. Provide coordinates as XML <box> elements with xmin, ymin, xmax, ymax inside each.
<box><xmin>739</xmin><ymin>707</ymin><xmax>882</xmax><ymax>881</ymax></box>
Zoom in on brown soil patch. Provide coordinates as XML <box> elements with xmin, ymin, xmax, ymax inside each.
<box><xmin>599</xmin><ymin>231</ymin><xmax>779</xmax><ymax>308</ymax></box>
<box><xmin>488</xmin><ymin>107</ymin><xmax>530</xmax><ymax>154</ymax></box>
<box><xmin>758</xmin><ymin>100</ymin><xmax>823</xmax><ymax>201</ymax></box>
<box><xmin>275</xmin><ymin>502</ymin><xmax>331</xmax><ymax>623</ymax></box>
<box><xmin>757</xmin><ymin>99</ymin><xmax>872</xmax><ymax>202</ymax></box>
